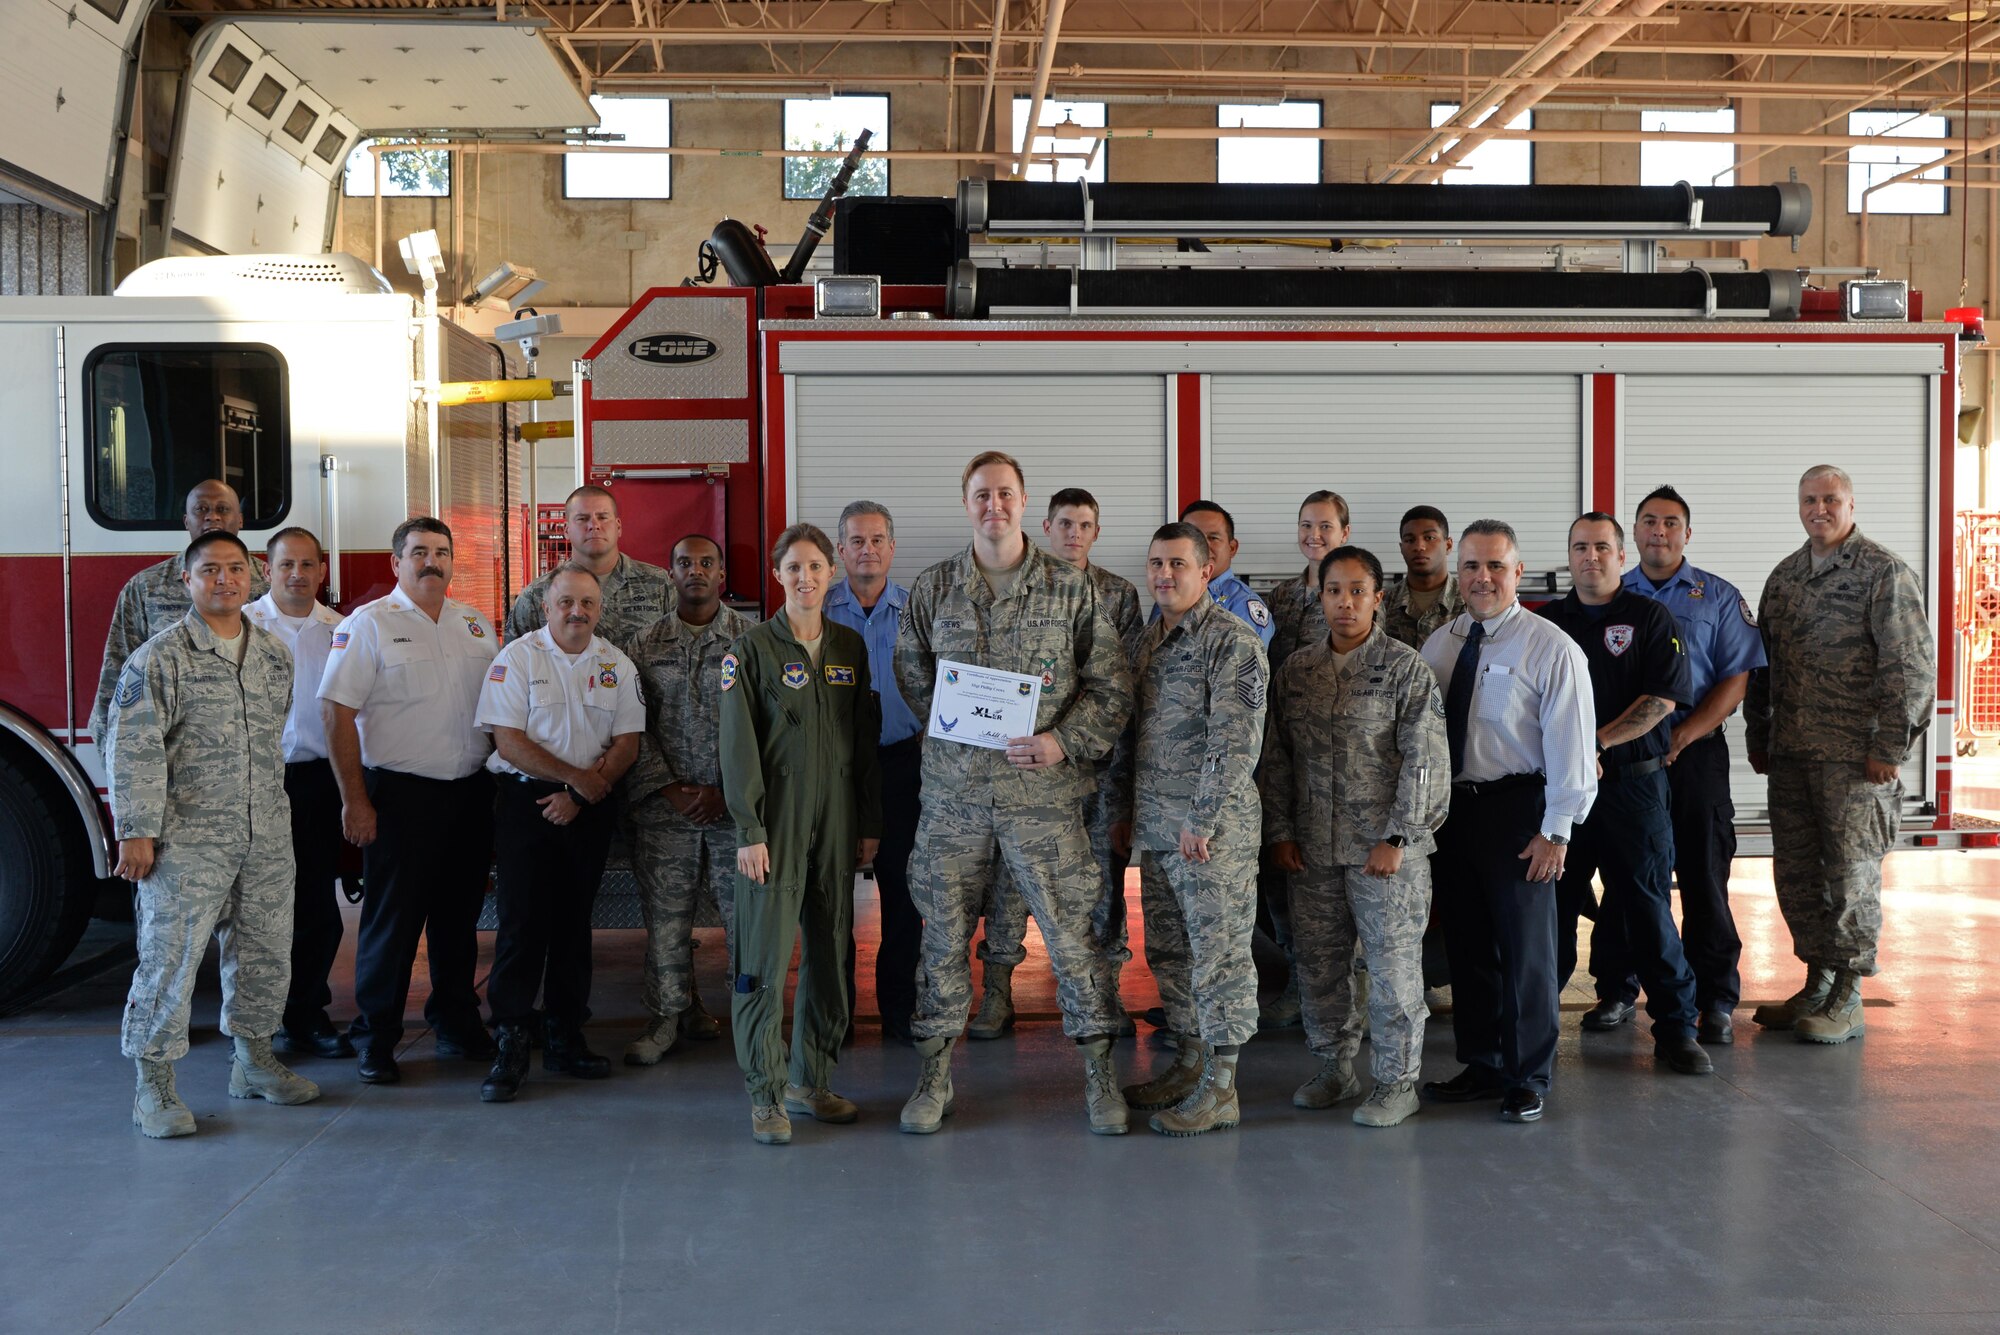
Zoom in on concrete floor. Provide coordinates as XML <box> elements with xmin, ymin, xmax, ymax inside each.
<box><xmin>5</xmin><ymin>850</ymin><xmax>2000</xmax><ymax>1335</ymax></box>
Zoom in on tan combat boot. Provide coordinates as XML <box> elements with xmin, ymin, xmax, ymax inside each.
<box><xmin>784</xmin><ymin>1084</ymin><xmax>859</xmax><ymax>1124</ymax></box>
<box><xmin>228</xmin><ymin>1036</ymin><xmax>321</xmax><ymax>1105</ymax></box>
<box><xmin>1293</xmin><ymin>1055</ymin><xmax>1361</xmax><ymax>1110</ymax></box>
<box><xmin>1081</xmin><ymin>1036</ymin><xmax>1129</xmax><ymax>1135</ymax></box>
<box><xmin>133</xmin><ymin>1059</ymin><xmax>196</xmax><ymax>1139</ymax></box>
<box><xmin>1753</xmin><ymin>965</ymin><xmax>1835</xmax><ymax>1030</ymax></box>
<box><xmin>899</xmin><ymin>1036</ymin><xmax>955</xmax><ymax>1134</ymax></box>
<box><xmin>1150</xmin><ymin>1047</ymin><xmax>1241</xmax><ymax>1137</ymax></box>
<box><xmin>1259</xmin><ymin>975</ymin><xmax>1302</xmax><ymax>1030</ymax></box>
<box><xmin>1122</xmin><ymin>1037</ymin><xmax>1206</xmax><ymax>1111</ymax></box>
<box><xmin>751</xmin><ymin>1101</ymin><xmax>793</xmax><ymax>1145</ymax></box>
<box><xmin>1352</xmin><ymin>1080</ymin><xmax>1421</xmax><ymax>1128</ymax></box>
<box><xmin>624</xmin><ymin>1013</ymin><xmax>680</xmax><ymax>1066</ymax></box>
<box><xmin>681</xmin><ymin>981</ymin><xmax>722</xmax><ymax>1041</ymax></box>
<box><xmin>967</xmin><ymin>963</ymin><xmax>1015</xmax><ymax>1040</ymax></box>
<box><xmin>1795</xmin><ymin>970</ymin><xmax>1866</xmax><ymax>1044</ymax></box>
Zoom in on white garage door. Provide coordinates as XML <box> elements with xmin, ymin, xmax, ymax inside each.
<box><xmin>1622</xmin><ymin>373</ymin><xmax>1935</xmax><ymax>814</ymax></box>
<box><xmin>790</xmin><ymin>374</ymin><xmax>1170</xmax><ymax>599</ymax></box>
<box><xmin>1208</xmin><ymin>374</ymin><xmax>1584</xmax><ymax>589</ymax></box>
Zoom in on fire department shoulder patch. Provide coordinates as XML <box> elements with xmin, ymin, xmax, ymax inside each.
<box><xmin>597</xmin><ymin>662</ymin><xmax>619</xmax><ymax>689</ymax></box>
<box><xmin>1604</xmin><ymin>624</ymin><xmax>1635</xmax><ymax>657</ymax></box>
<box><xmin>463</xmin><ymin>616</ymin><xmax>487</xmax><ymax>639</ymax></box>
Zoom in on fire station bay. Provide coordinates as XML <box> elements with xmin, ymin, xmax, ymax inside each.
<box><xmin>12</xmin><ymin>4</ymin><xmax>2000</xmax><ymax>1332</ymax></box>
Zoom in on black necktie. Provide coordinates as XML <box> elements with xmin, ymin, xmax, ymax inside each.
<box><xmin>1444</xmin><ymin>621</ymin><xmax>1485</xmax><ymax>778</ymax></box>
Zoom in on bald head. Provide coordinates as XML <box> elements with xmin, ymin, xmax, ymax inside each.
<box><xmin>184</xmin><ymin>480</ymin><xmax>245</xmax><ymax>540</ymax></box>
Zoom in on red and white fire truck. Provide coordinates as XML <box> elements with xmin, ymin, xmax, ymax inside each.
<box><xmin>0</xmin><ymin>179</ymin><xmax>1975</xmax><ymax>1004</ymax></box>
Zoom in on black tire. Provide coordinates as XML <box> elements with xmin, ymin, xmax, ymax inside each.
<box><xmin>0</xmin><ymin>753</ymin><xmax>94</xmax><ymax>1006</ymax></box>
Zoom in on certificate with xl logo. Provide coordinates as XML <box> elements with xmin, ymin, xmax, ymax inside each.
<box><xmin>927</xmin><ymin>659</ymin><xmax>1044</xmax><ymax>750</ymax></box>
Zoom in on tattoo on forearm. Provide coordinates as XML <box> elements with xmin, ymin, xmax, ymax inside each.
<box><xmin>1627</xmin><ymin>696</ymin><xmax>1673</xmax><ymax>732</ymax></box>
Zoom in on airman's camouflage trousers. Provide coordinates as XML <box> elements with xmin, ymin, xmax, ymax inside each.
<box><xmin>1137</xmin><ymin>847</ymin><xmax>1259</xmax><ymax>1047</ymax></box>
<box><xmin>978</xmin><ymin>787</ymin><xmax>1130</xmax><ymax>994</ymax></box>
<box><xmin>121</xmin><ymin>835</ymin><xmax>296</xmax><ymax>1062</ymax></box>
<box><xmin>911</xmin><ymin>796</ymin><xmax>1119</xmax><ymax>1039</ymax></box>
<box><xmin>1292</xmin><ymin>861</ymin><xmax>1431</xmax><ymax>1084</ymax></box>
<box><xmin>1768</xmin><ymin>759</ymin><xmax>1896</xmax><ymax>975</ymax></box>
<box><xmin>626</xmin><ymin>800</ymin><xmax>738</xmax><ymax>1019</ymax></box>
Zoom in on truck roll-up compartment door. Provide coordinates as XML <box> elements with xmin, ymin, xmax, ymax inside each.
<box><xmin>1209</xmin><ymin>373</ymin><xmax>1583</xmax><ymax>588</ymax></box>
<box><xmin>789</xmin><ymin>374</ymin><xmax>1169</xmax><ymax>601</ymax></box>
<box><xmin>1621</xmin><ymin>373</ymin><xmax>1935</xmax><ymax>818</ymax></box>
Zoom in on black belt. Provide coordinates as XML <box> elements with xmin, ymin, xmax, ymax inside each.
<box><xmin>500</xmin><ymin>773</ymin><xmax>569</xmax><ymax>796</ymax></box>
<box><xmin>1451</xmin><ymin>772</ymin><xmax>1545</xmax><ymax>797</ymax></box>
<box><xmin>1602</xmin><ymin>755</ymin><xmax>1666</xmax><ymax>782</ymax></box>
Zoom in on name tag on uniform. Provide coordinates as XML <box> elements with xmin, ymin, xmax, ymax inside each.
<box><xmin>935</xmin><ymin>618</ymin><xmax>965</xmax><ymax>630</ymax></box>
<box><xmin>825</xmin><ymin>664</ymin><xmax>855</xmax><ymax>685</ymax></box>
<box><xmin>1484</xmin><ymin>665</ymin><xmax>1512</xmax><ymax>677</ymax></box>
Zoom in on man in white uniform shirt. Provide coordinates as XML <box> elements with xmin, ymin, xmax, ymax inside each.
<box><xmin>244</xmin><ymin>527</ymin><xmax>353</xmax><ymax>1059</ymax></box>
<box><xmin>474</xmin><ymin>564</ymin><xmax>645</xmax><ymax>1102</ymax></box>
<box><xmin>1418</xmin><ymin>519</ymin><xmax>1596</xmax><ymax>1124</ymax></box>
<box><xmin>320</xmin><ymin>517</ymin><xmax>500</xmax><ymax>1085</ymax></box>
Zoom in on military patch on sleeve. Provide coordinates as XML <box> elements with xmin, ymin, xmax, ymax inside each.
<box><xmin>1738</xmin><ymin>595</ymin><xmax>1756</xmax><ymax>627</ymax></box>
<box><xmin>331</xmin><ymin>631</ymin><xmax>350</xmax><ymax>650</ymax></box>
<box><xmin>488</xmin><ymin>664</ymin><xmax>507</xmax><ymax>683</ymax></box>
<box><xmin>116</xmin><ymin>671</ymin><xmax>143</xmax><ymax>708</ymax></box>
<box><xmin>1430</xmin><ymin>686</ymin><xmax>1447</xmax><ymax>718</ymax></box>
<box><xmin>1247</xmin><ymin>598</ymin><xmax>1271</xmax><ymax>628</ymax></box>
<box><xmin>1236</xmin><ymin>659</ymin><xmax>1267</xmax><ymax>710</ymax></box>
<box><xmin>720</xmin><ymin>653</ymin><xmax>739</xmax><ymax>692</ymax></box>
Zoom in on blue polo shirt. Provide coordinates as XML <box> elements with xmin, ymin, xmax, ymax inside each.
<box><xmin>1620</xmin><ymin>560</ymin><xmax>1767</xmax><ymax>726</ymax></box>
<box><xmin>1148</xmin><ymin>568</ymin><xmax>1275</xmax><ymax>647</ymax></box>
<box><xmin>826</xmin><ymin>578</ymin><xmax>921</xmax><ymax>746</ymax></box>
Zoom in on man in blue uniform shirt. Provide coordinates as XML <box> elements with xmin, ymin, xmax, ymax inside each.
<box><xmin>1609</xmin><ymin>484</ymin><xmax>1767</xmax><ymax>1045</ymax></box>
<box><xmin>827</xmin><ymin>500</ymin><xmax>925</xmax><ymax>1043</ymax></box>
<box><xmin>1161</xmin><ymin>501</ymin><xmax>1276</xmax><ymax>649</ymax></box>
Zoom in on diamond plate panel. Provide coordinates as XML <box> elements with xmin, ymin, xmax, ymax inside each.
<box><xmin>593</xmin><ymin>295</ymin><xmax>749</xmax><ymax>400</ymax></box>
<box><xmin>594</xmin><ymin>419</ymin><xmax>749</xmax><ymax>465</ymax></box>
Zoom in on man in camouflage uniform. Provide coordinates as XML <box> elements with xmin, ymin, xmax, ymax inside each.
<box><xmin>1746</xmin><ymin>465</ymin><xmax>1934</xmax><ymax>1043</ymax></box>
<box><xmin>973</xmin><ymin>487</ymin><xmax>1142</xmax><ymax>1041</ymax></box>
<box><xmin>1262</xmin><ymin>546</ymin><xmax>1449</xmax><ymax>1128</ymax></box>
<box><xmin>91</xmin><ymin>479</ymin><xmax>271</xmax><ymax>742</ymax></box>
<box><xmin>1116</xmin><ymin>523</ymin><xmax>1268</xmax><ymax>1137</ymax></box>
<box><xmin>622</xmin><ymin>535</ymin><xmax>752</xmax><ymax>1064</ymax></box>
<box><xmin>108</xmin><ymin>531</ymin><xmax>320</xmax><ymax>1139</ymax></box>
<box><xmin>505</xmin><ymin>484</ymin><xmax>675</xmax><ymax>651</ymax></box>
<box><xmin>895</xmin><ymin>451</ymin><xmax>1135</xmax><ymax>1136</ymax></box>
<box><xmin>1382</xmin><ymin>505</ymin><xmax>1464</xmax><ymax>652</ymax></box>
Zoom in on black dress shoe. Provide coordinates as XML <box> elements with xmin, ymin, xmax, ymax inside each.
<box><xmin>1142</xmin><ymin>1006</ymin><xmax>1169</xmax><ymax>1029</ymax></box>
<box><xmin>278</xmin><ymin>1026</ymin><xmax>356</xmax><ymax>1059</ymax></box>
<box><xmin>357</xmin><ymin>1044</ymin><xmax>401</xmax><ymax>1085</ymax></box>
<box><xmin>481</xmin><ymin>1026</ymin><xmax>532</xmax><ymax>1103</ymax></box>
<box><xmin>1657</xmin><ymin>1034</ymin><xmax>1715</xmax><ymax>1075</ymax></box>
<box><xmin>1698</xmin><ymin>1009</ymin><xmax>1735</xmax><ymax>1046</ymax></box>
<box><xmin>543</xmin><ymin>1025</ymin><xmax>612</xmax><ymax>1079</ymax></box>
<box><xmin>435</xmin><ymin>1025</ymin><xmax>496</xmax><ymax>1061</ymax></box>
<box><xmin>1500</xmin><ymin>1089</ymin><xmax>1545</xmax><ymax>1122</ymax></box>
<box><xmin>1581</xmin><ymin>999</ymin><xmax>1636</xmax><ymax>1031</ymax></box>
<box><xmin>1421</xmin><ymin>1065</ymin><xmax>1504</xmax><ymax>1103</ymax></box>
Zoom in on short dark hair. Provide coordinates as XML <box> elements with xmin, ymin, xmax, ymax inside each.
<box><xmin>182</xmin><ymin>530</ymin><xmax>251</xmax><ymax>573</ymax></box>
<box><xmin>1400</xmin><ymin>505</ymin><xmax>1450</xmax><ymax>534</ymax></box>
<box><xmin>265</xmin><ymin>526</ymin><xmax>324</xmax><ymax>561</ymax></box>
<box><xmin>1048</xmin><ymin>488</ymin><xmax>1100</xmax><ymax>521</ymax></box>
<box><xmin>566</xmin><ymin>484</ymin><xmax>618</xmax><ymax>515</ymax></box>
<box><xmin>1636</xmin><ymin>485</ymin><xmax>1691</xmax><ymax>524</ymax></box>
<box><xmin>1150</xmin><ymin>520</ymin><xmax>1211</xmax><ymax>566</ymax></box>
<box><xmin>391</xmin><ymin>516</ymin><xmax>453</xmax><ymax>560</ymax></box>
<box><xmin>771</xmin><ymin>522</ymin><xmax>836</xmax><ymax>569</ymax></box>
<box><xmin>1317</xmin><ymin>544</ymin><xmax>1385</xmax><ymax>593</ymax></box>
<box><xmin>1570</xmin><ymin>511</ymin><xmax>1626</xmax><ymax>545</ymax></box>
<box><xmin>1179</xmin><ymin>499</ymin><xmax>1236</xmax><ymax>540</ymax></box>
<box><xmin>1300</xmin><ymin>490</ymin><xmax>1350</xmax><ymax>528</ymax></box>
<box><xmin>1460</xmin><ymin>519</ymin><xmax>1520</xmax><ymax>556</ymax></box>
<box><xmin>672</xmin><ymin>533</ymin><xmax>725</xmax><ymax>560</ymax></box>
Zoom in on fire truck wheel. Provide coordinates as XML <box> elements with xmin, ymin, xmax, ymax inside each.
<box><xmin>0</xmin><ymin>755</ymin><xmax>93</xmax><ymax>1007</ymax></box>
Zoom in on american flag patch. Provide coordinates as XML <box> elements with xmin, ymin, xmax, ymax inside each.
<box><xmin>331</xmin><ymin>632</ymin><xmax>350</xmax><ymax>649</ymax></box>
<box><xmin>488</xmin><ymin>664</ymin><xmax>507</xmax><ymax>683</ymax></box>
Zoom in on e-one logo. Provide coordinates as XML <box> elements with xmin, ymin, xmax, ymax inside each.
<box><xmin>628</xmin><ymin>333</ymin><xmax>718</xmax><ymax>365</ymax></box>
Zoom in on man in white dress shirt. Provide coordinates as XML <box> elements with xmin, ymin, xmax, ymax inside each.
<box><xmin>319</xmin><ymin>517</ymin><xmax>500</xmax><ymax>1085</ymax></box>
<box><xmin>1417</xmin><ymin>519</ymin><xmax>1597</xmax><ymax>1123</ymax></box>
<box><xmin>244</xmin><ymin>528</ymin><xmax>353</xmax><ymax>1059</ymax></box>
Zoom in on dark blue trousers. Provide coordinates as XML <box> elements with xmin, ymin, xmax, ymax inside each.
<box><xmin>1556</xmin><ymin>767</ymin><xmax>1699</xmax><ymax>1040</ymax></box>
<box><xmin>1436</xmin><ymin>781</ymin><xmax>1560</xmax><ymax>1094</ymax></box>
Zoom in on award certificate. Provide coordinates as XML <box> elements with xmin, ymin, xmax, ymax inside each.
<box><xmin>927</xmin><ymin>659</ymin><xmax>1044</xmax><ymax>750</ymax></box>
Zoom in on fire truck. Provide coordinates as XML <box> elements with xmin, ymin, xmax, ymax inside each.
<box><xmin>0</xmin><ymin>178</ymin><xmax>1975</xmax><ymax>1004</ymax></box>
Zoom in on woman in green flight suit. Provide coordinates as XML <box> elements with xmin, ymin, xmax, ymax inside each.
<box><xmin>719</xmin><ymin>522</ymin><xmax>882</xmax><ymax>1145</ymax></box>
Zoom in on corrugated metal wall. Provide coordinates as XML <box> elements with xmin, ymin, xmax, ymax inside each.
<box><xmin>0</xmin><ymin>204</ymin><xmax>90</xmax><ymax>295</ymax></box>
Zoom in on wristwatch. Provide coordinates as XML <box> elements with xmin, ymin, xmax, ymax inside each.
<box><xmin>1542</xmin><ymin>832</ymin><xmax>1569</xmax><ymax>847</ymax></box>
<box><xmin>1385</xmin><ymin>835</ymin><xmax>1407</xmax><ymax>849</ymax></box>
